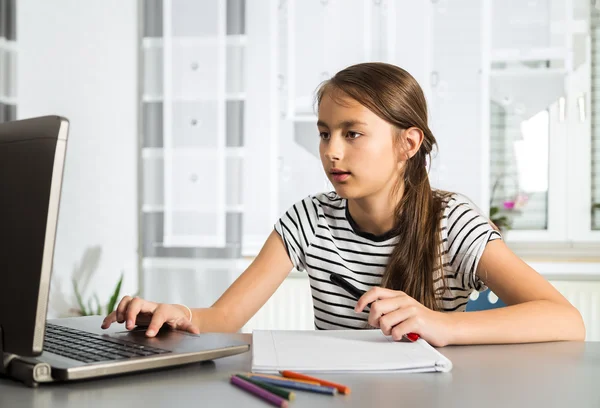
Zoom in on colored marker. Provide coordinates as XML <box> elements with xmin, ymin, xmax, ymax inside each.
<box><xmin>230</xmin><ymin>375</ymin><xmax>288</xmax><ymax>407</ymax></box>
<box><xmin>245</xmin><ymin>372</ymin><xmax>321</xmax><ymax>385</ymax></box>
<box><xmin>281</xmin><ymin>370</ymin><xmax>351</xmax><ymax>395</ymax></box>
<box><xmin>235</xmin><ymin>374</ymin><xmax>296</xmax><ymax>401</ymax></box>
<box><xmin>329</xmin><ymin>272</ymin><xmax>420</xmax><ymax>342</ymax></box>
<box><xmin>247</xmin><ymin>376</ymin><xmax>337</xmax><ymax>395</ymax></box>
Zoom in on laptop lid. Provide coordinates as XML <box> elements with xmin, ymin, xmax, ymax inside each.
<box><xmin>0</xmin><ymin>116</ymin><xmax>69</xmax><ymax>357</ymax></box>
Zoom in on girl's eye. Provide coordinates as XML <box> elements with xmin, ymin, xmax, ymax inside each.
<box><xmin>347</xmin><ymin>131</ymin><xmax>362</xmax><ymax>139</ymax></box>
<box><xmin>319</xmin><ymin>132</ymin><xmax>330</xmax><ymax>140</ymax></box>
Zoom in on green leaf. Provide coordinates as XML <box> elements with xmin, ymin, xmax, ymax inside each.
<box><xmin>593</xmin><ymin>203</ymin><xmax>600</xmax><ymax>210</ymax></box>
<box><xmin>495</xmin><ymin>216</ymin><xmax>509</xmax><ymax>225</ymax></box>
<box><xmin>87</xmin><ymin>298</ymin><xmax>93</xmax><ymax>318</ymax></box>
<box><xmin>490</xmin><ymin>206</ymin><xmax>499</xmax><ymax>217</ymax></box>
<box><xmin>107</xmin><ymin>272</ymin><xmax>124</xmax><ymax>314</ymax></box>
<box><xmin>94</xmin><ymin>293</ymin><xmax>102</xmax><ymax>316</ymax></box>
<box><xmin>490</xmin><ymin>213</ymin><xmax>512</xmax><ymax>231</ymax></box>
<box><xmin>72</xmin><ymin>278</ymin><xmax>87</xmax><ymax>316</ymax></box>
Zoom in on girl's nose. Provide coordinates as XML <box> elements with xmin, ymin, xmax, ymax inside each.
<box><xmin>323</xmin><ymin>135</ymin><xmax>344</xmax><ymax>161</ymax></box>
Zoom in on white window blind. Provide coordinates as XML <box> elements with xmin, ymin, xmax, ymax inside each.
<box><xmin>0</xmin><ymin>0</ymin><xmax>16</xmax><ymax>122</ymax></box>
<box><xmin>592</xmin><ymin>9</ymin><xmax>600</xmax><ymax>230</ymax></box>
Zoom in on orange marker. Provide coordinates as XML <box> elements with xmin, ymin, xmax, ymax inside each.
<box><xmin>245</xmin><ymin>373</ymin><xmax>321</xmax><ymax>385</ymax></box>
<box><xmin>280</xmin><ymin>370</ymin><xmax>351</xmax><ymax>395</ymax></box>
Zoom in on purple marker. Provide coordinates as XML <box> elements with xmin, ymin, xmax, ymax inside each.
<box><xmin>230</xmin><ymin>375</ymin><xmax>289</xmax><ymax>407</ymax></box>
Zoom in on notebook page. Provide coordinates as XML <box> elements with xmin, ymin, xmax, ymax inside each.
<box><xmin>252</xmin><ymin>330</ymin><xmax>452</xmax><ymax>373</ymax></box>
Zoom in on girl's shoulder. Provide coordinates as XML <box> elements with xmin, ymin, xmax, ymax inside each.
<box><xmin>437</xmin><ymin>191</ymin><xmax>485</xmax><ymax>217</ymax></box>
<box><xmin>313</xmin><ymin>191</ymin><xmax>346</xmax><ymax>211</ymax></box>
<box><xmin>280</xmin><ymin>191</ymin><xmax>345</xmax><ymax>222</ymax></box>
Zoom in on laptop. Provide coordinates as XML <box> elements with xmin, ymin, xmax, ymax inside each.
<box><xmin>0</xmin><ymin>116</ymin><xmax>250</xmax><ymax>387</ymax></box>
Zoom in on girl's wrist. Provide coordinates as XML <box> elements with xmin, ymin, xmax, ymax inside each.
<box><xmin>441</xmin><ymin>312</ymin><xmax>460</xmax><ymax>346</ymax></box>
<box><xmin>175</xmin><ymin>304</ymin><xmax>194</xmax><ymax>322</ymax></box>
<box><xmin>181</xmin><ymin>304</ymin><xmax>193</xmax><ymax>322</ymax></box>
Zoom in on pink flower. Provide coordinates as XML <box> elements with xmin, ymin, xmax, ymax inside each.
<box><xmin>503</xmin><ymin>200</ymin><xmax>516</xmax><ymax>210</ymax></box>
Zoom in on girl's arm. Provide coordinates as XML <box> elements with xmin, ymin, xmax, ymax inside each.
<box><xmin>191</xmin><ymin>230</ymin><xmax>294</xmax><ymax>333</ymax></box>
<box><xmin>448</xmin><ymin>239</ymin><xmax>586</xmax><ymax>344</ymax></box>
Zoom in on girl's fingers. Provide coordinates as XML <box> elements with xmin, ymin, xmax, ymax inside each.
<box><xmin>177</xmin><ymin>319</ymin><xmax>201</xmax><ymax>334</ymax></box>
<box><xmin>145</xmin><ymin>307</ymin><xmax>168</xmax><ymax>337</ymax></box>
<box><xmin>101</xmin><ymin>311</ymin><xmax>117</xmax><ymax>329</ymax></box>
<box><xmin>125</xmin><ymin>297</ymin><xmax>145</xmax><ymax>330</ymax></box>
<box><xmin>101</xmin><ymin>296</ymin><xmax>158</xmax><ymax>330</ymax></box>
<box><xmin>115</xmin><ymin>296</ymin><xmax>133</xmax><ymax>323</ymax></box>
<box><xmin>367</xmin><ymin>296</ymin><xmax>412</xmax><ymax>327</ymax></box>
<box><xmin>390</xmin><ymin>319</ymin><xmax>419</xmax><ymax>342</ymax></box>
<box><xmin>378</xmin><ymin>307</ymin><xmax>417</xmax><ymax>335</ymax></box>
<box><xmin>355</xmin><ymin>287</ymin><xmax>405</xmax><ymax>313</ymax></box>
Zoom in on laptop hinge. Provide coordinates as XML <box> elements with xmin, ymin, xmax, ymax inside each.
<box><xmin>0</xmin><ymin>326</ymin><xmax>53</xmax><ymax>387</ymax></box>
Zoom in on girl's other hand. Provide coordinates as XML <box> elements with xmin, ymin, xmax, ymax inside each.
<box><xmin>101</xmin><ymin>295</ymin><xmax>200</xmax><ymax>337</ymax></box>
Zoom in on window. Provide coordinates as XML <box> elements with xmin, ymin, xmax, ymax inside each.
<box><xmin>488</xmin><ymin>0</ymin><xmax>600</xmax><ymax>246</ymax></box>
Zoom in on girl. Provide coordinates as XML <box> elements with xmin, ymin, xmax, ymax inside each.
<box><xmin>102</xmin><ymin>62</ymin><xmax>585</xmax><ymax>346</ymax></box>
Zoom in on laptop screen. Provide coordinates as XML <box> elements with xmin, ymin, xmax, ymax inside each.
<box><xmin>0</xmin><ymin>116</ymin><xmax>69</xmax><ymax>357</ymax></box>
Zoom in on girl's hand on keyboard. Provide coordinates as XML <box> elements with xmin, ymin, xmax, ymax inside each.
<box><xmin>101</xmin><ymin>296</ymin><xmax>200</xmax><ymax>337</ymax></box>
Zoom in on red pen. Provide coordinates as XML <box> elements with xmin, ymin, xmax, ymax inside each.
<box><xmin>329</xmin><ymin>272</ymin><xmax>420</xmax><ymax>342</ymax></box>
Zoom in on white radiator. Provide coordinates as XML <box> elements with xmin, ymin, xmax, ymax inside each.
<box><xmin>549</xmin><ymin>280</ymin><xmax>600</xmax><ymax>341</ymax></box>
<box><xmin>242</xmin><ymin>276</ymin><xmax>600</xmax><ymax>341</ymax></box>
<box><xmin>242</xmin><ymin>274</ymin><xmax>314</xmax><ymax>332</ymax></box>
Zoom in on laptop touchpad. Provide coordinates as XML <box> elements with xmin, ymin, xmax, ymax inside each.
<box><xmin>108</xmin><ymin>326</ymin><xmax>188</xmax><ymax>351</ymax></box>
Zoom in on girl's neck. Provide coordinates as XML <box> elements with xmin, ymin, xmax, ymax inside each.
<box><xmin>346</xmin><ymin>184</ymin><xmax>404</xmax><ymax>237</ymax></box>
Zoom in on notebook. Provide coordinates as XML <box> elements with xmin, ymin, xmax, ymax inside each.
<box><xmin>251</xmin><ymin>329</ymin><xmax>452</xmax><ymax>374</ymax></box>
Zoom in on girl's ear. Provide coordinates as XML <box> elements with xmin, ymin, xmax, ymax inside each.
<box><xmin>399</xmin><ymin>127</ymin><xmax>424</xmax><ymax>160</ymax></box>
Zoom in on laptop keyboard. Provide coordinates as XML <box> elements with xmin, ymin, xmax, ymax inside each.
<box><xmin>43</xmin><ymin>323</ymin><xmax>171</xmax><ymax>364</ymax></box>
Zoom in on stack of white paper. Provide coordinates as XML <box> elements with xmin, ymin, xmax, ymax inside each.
<box><xmin>251</xmin><ymin>329</ymin><xmax>452</xmax><ymax>374</ymax></box>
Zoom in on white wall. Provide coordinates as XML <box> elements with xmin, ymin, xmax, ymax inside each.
<box><xmin>17</xmin><ymin>0</ymin><xmax>139</xmax><ymax>318</ymax></box>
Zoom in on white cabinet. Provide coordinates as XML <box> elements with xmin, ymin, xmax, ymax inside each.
<box><xmin>170</xmin><ymin>0</ymin><xmax>221</xmax><ymax>37</ymax></box>
<box><xmin>165</xmin><ymin>150</ymin><xmax>224</xmax><ymax>246</ymax></box>
<box><xmin>162</xmin><ymin>0</ymin><xmax>227</xmax><ymax>247</ymax></box>
<box><xmin>140</xmin><ymin>0</ymin><xmax>246</xmax><ymax>256</ymax></box>
<box><xmin>170</xmin><ymin>44</ymin><xmax>223</xmax><ymax>99</ymax></box>
<box><xmin>169</xmin><ymin>101</ymin><xmax>220</xmax><ymax>147</ymax></box>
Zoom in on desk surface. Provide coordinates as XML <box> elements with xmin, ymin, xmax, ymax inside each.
<box><xmin>1</xmin><ymin>333</ymin><xmax>599</xmax><ymax>408</ymax></box>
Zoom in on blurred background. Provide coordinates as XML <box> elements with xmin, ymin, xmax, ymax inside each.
<box><xmin>1</xmin><ymin>0</ymin><xmax>599</xmax><ymax>337</ymax></box>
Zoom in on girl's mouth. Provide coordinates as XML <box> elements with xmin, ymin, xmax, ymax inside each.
<box><xmin>331</xmin><ymin>171</ymin><xmax>351</xmax><ymax>182</ymax></box>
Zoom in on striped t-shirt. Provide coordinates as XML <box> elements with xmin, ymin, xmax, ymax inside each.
<box><xmin>274</xmin><ymin>191</ymin><xmax>502</xmax><ymax>330</ymax></box>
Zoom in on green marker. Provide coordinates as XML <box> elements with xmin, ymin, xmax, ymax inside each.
<box><xmin>235</xmin><ymin>374</ymin><xmax>296</xmax><ymax>401</ymax></box>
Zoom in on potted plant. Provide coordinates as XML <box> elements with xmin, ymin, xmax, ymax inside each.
<box><xmin>72</xmin><ymin>272</ymin><xmax>124</xmax><ymax>316</ymax></box>
<box><xmin>489</xmin><ymin>174</ymin><xmax>529</xmax><ymax>232</ymax></box>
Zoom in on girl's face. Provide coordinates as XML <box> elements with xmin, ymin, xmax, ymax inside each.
<box><xmin>318</xmin><ymin>91</ymin><xmax>403</xmax><ymax>200</ymax></box>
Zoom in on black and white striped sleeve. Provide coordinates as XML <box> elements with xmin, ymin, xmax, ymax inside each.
<box><xmin>274</xmin><ymin>196</ymin><xmax>320</xmax><ymax>272</ymax></box>
<box><xmin>445</xmin><ymin>195</ymin><xmax>503</xmax><ymax>291</ymax></box>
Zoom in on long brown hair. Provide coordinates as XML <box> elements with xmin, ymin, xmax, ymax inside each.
<box><xmin>316</xmin><ymin>62</ymin><xmax>449</xmax><ymax>311</ymax></box>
